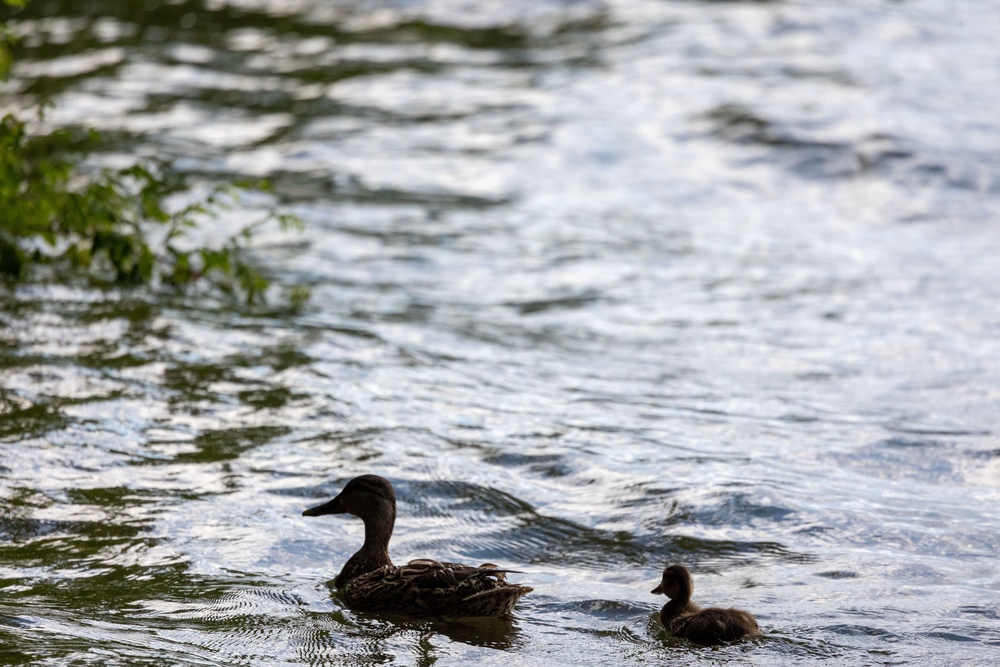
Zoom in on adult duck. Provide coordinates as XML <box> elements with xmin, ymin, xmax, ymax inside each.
<box><xmin>651</xmin><ymin>564</ymin><xmax>760</xmax><ymax>645</ymax></box>
<box><xmin>303</xmin><ymin>474</ymin><xmax>532</xmax><ymax>617</ymax></box>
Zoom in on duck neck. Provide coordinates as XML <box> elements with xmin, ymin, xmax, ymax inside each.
<box><xmin>359</xmin><ymin>501</ymin><xmax>394</xmax><ymax>561</ymax></box>
<box><xmin>661</xmin><ymin>578</ymin><xmax>696</xmax><ymax>620</ymax></box>
<box><xmin>660</xmin><ymin>597</ymin><xmax>695</xmax><ymax>620</ymax></box>
<box><xmin>334</xmin><ymin>499</ymin><xmax>395</xmax><ymax>587</ymax></box>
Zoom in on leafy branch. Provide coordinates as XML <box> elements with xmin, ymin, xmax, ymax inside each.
<box><xmin>0</xmin><ymin>114</ymin><xmax>306</xmax><ymax>305</ymax></box>
<box><xmin>1</xmin><ymin>0</ymin><xmax>307</xmax><ymax>307</ymax></box>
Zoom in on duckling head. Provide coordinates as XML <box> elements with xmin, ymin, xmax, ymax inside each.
<box><xmin>302</xmin><ymin>474</ymin><xmax>397</xmax><ymax>521</ymax></box>
<box><xmin>651</xmin><ymin>564</ymin><xmax>694</xmax><ymax>600</ymax></box>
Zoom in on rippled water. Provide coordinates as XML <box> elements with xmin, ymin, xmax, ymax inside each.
<box><xmin>3</xmin><ymin>0</ymin><xmax>1000</xmax><ymax>664</ymax></box>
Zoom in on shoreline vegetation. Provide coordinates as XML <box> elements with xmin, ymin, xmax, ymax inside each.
<box><xmin>1</xmin><ymin>0</ymin><xmax>307</xmax><ymax>308</ymax></box>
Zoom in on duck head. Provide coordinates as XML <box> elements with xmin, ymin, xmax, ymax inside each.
<box><xmin>302</xmin><ymin>474</ymin><xmax>397</xmax><ymax>521</ymax></box>
<box><xmin>651</xmin><ymin>564</ymin><xmax>694</xmax><ymax>600</ymax></box>
<box><xmin>303</xmin><ymin>474</ymin><xmax>398</xmax><ymax>586</ymax></box>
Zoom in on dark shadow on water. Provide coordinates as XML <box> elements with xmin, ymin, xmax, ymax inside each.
<box><xmin>701</xmin><ymin>103</ymin><xmax>928</xmax><ymax>183</ymax></box>
<box><xmin>8</xmin><ymin>0</ymin><xmax>611</xmax><ymax>102</ymax></box>
<box><xmin>169</xmin><ymin>425</ymin><xmax>291</xmax><ymax>464</ymax></box>
<box><xmin>319</xmin><ymin>586</ymin><xmax>526</xmax><ymax>654</ymax></box>
<box><xmin>327</xmin><ymin>475</ymin><xmax>813</xmax><ymax>570</ymax></box>
<box><xmin>0</xmin><ymin>400</ymin><xmax>68</xmax><ymax>440</ymax></box>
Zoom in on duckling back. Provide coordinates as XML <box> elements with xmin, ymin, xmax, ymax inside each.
<box><xmin>667</xmin><ymin>606</ymin><xmax>760</xmax><ymax>646</ymax></box>
<box><xmin>341</xmin><ymin>559</ymin><xmax>533</xmax><ymax>617</ymax></box>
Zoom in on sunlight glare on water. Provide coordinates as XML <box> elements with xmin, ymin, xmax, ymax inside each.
<box><xmin>2</xmin><ymin>0</ymin><xmax>1000</xmax><ymax>665</ymax></box>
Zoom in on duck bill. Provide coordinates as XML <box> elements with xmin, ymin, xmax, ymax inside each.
<box><xmin>651</xmin><ymin>584</ymin><xmax>663</xmax><ymax>595</ymax></box>
<box><xmin>302</xmin><ymin>495</ymin><xmax>346</xmax><ymax>517</ymax></box>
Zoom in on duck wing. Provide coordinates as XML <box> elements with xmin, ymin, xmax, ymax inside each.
<box><xmin>340</xmin><ymin>558</ymin><xmax>532</xmax><ymax>617</ymax></box>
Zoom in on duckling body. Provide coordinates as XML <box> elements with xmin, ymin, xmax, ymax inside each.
<box><xmin>651</xmin><ymin>564</ymin><xmax>759</xmax><ymax>645</ymax></box>
<box><xmin>303</xmin><ymin>475</ymin><xmax>531</xmax><ymax>617</ymax></box>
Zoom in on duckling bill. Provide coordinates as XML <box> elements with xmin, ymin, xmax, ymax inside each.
<box><xmin>651</xmin><ymin>564</ymin><xmax>760</xmax><ymax>646</ymax></box>
<box><xmin>303</xmin><ymin>474</ymin><xmax>532</xmax><ymax>617</ymax></box>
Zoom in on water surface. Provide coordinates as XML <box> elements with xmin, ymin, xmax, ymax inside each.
<box><xmin>2</xmin><ymin>0</ymin><xmax>1000</xmax><ymax>664</ymax></box>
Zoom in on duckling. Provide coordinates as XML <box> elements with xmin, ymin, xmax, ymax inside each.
<box><xmin>651</xmin><ymin>564</ymin><xmax>760</xmax><ymax>645</ymax></box>
<box><xmin>303</xmin><ymin>474</ymin><xmax>532</xmax><ymax>617</ymax></box>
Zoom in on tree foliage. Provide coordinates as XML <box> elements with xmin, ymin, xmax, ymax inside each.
<box><xmin>1</xmin><ymin>0</ymin><xmax>307</xmax><ymax>306</ymax></box>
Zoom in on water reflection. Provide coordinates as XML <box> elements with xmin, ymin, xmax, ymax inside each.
<box><xmin>4</xmin><ymin>0</ymin><xmax>1000</xmax><ymax>665</ymax></box>
<box><xmin>336</xmin><ymin>608</ymin><xmax>526</xmax><ymax>653</ymax></box>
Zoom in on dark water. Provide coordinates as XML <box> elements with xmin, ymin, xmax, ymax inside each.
<box><xmin>2</xmin><ymin>0</ymin><xmax>1000</xmax><ymax>664</ymax></box>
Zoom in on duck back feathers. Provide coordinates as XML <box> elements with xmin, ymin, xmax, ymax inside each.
<box><xmin>342</xmin><ymin>559</ymin><xmax>532</xmax><ymax>616</ymax></box>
